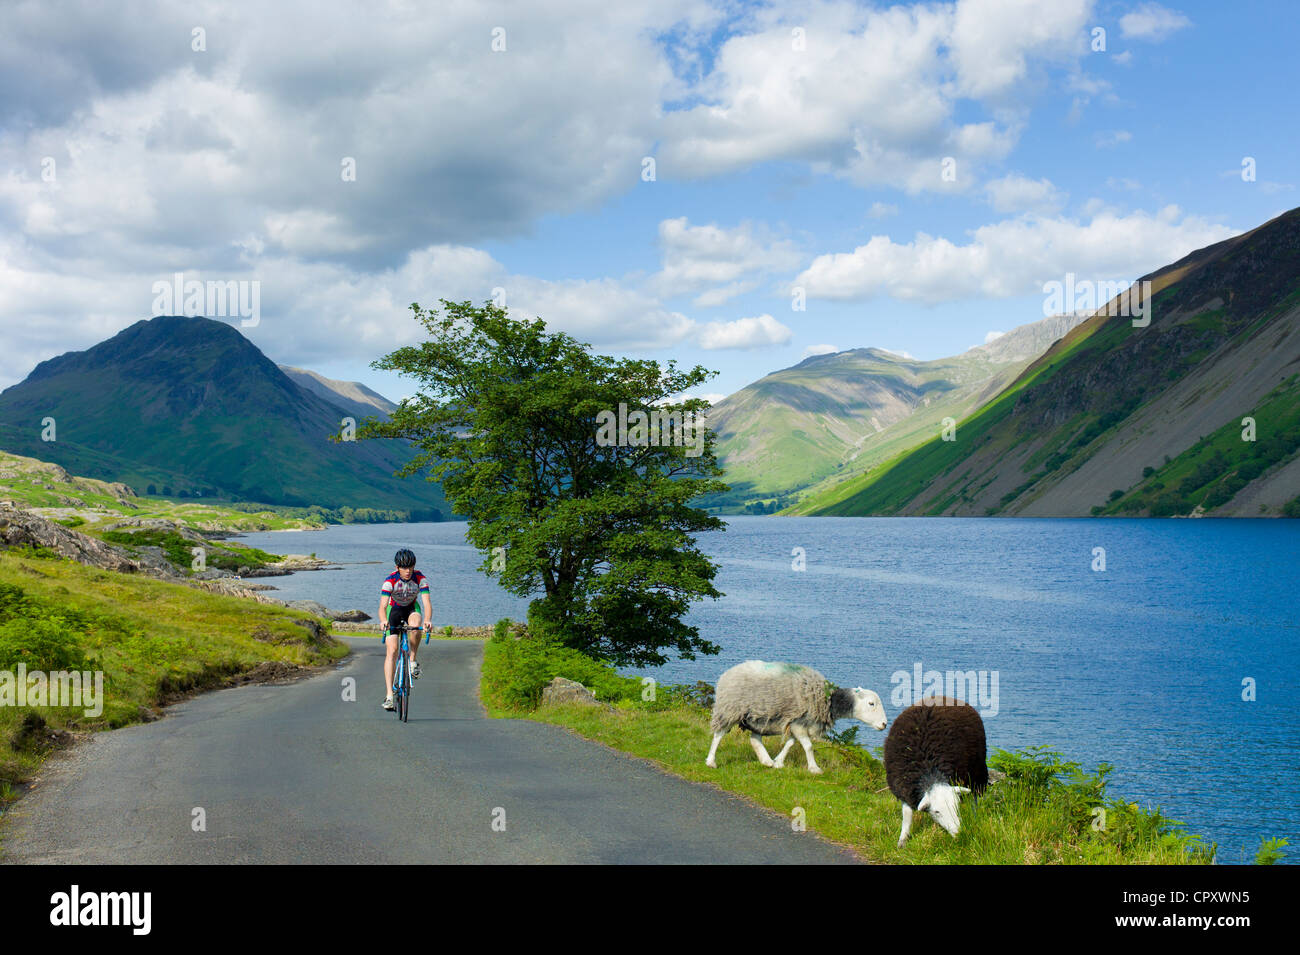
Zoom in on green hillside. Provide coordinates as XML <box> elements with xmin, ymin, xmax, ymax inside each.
<box><xmin>799</xmin><ymin>206</ymin><xmax>1300</xmax><ymax>517</ymax></box>
<box><xmin>707</xmin><ymin>313</ymin><xmax>1086</xmax><ymax>512</ymax></box>
<box><xmin>0</xmin><ymin>316</ymin><xmax>446</xmax><ymax>518</ymax></box>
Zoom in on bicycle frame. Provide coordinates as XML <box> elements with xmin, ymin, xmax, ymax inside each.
<box><xmin>387</xmin><ymin>624</ymin><xmax>428</xmax><ymax>722</ymax></box>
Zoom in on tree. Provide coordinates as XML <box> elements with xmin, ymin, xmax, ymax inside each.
<box><xmin>356</xmin><ymin>300</ymin><xmax>729</xmax><ymax>666</ymax></box>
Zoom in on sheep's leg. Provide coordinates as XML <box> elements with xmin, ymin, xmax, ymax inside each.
<box><xmin>749</xmin><ymin>733</ymin><xmax>775</xmax><ymax>767</ymax></box>
<box><xmin>771</xmin><ymin>736</ymin><xmax>797</xmax><ymax>768</ymax></box>
<box><xmin>792</xmin><ymin>724</ymin><xmax>821</xmax><ymax>773</ymax></box>
<box><xmin>705</xmin><ymin>732</ymin><xmax>724</xmax><ymax>768</ymax></box>
<box><xmin>898</xmin><ymin>804</ymin><xmax>913</xmax><ymax>847</ymax></box>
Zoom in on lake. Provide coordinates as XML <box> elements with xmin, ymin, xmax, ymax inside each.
<box><xmin>233</xmin><ymin>516</ymin><xmax>1299</xmax><ymax>863</ymax></box>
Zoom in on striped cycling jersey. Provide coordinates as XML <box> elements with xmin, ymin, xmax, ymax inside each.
<box><xmin>381</xmin><ymin>570</ymin><xmax>429</xmax><ymax>607</ymax></box>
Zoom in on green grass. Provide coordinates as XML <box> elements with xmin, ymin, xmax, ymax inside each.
<box><xmin>479</xmin><ymin>624</ymin><xmax>1219</xmax><ymax>864</ymax></box>
<box><xmin>0</xmin><ymin>449</ymin><xmax>324</xmax><ymax>532</ymax></box>
<box><xmin>0</xmin><ymin>552</ymin><xmax>348</xmax><ymax>815</ymax></box>
<box><xmin>94</xmin><ymin>528</ymin><xmax>282</xmax><ymax>574</ymax></box>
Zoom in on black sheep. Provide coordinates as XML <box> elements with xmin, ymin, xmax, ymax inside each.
<box><xmin>884</xmin><ymin>696</ymin><xmax>988</xmax><ymax>845</ymax></box>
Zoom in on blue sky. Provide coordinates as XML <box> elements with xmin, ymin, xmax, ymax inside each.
<box><xmin>1</xmin><ymin>0</ymin><xmax>1296</xmax><ymax>403</ymax></box>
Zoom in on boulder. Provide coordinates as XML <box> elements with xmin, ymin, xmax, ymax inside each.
<box><xmin>286</xmin><ymin>599</ymin><xmax>333</xmax><ymax>617</ymax></box>
<box><xmin>540</xmin><ymin>676</ymin><xmax>603</xmax><ymax>708</ymax></box>
<box><xmin>333</xmin><ymin>608</ymin><xmax>371</xmax><ymax>622</ymax></box>
<box><xmin>0</xmin><ymin>505</ymin><xmax>162</xmax><ymax>576</ymax></box>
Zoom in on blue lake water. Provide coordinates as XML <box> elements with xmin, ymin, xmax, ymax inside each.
<box><xmin>234</xmin><ymin>516</ymin><xmax>1299</xmax><ymax>863</ymax></box>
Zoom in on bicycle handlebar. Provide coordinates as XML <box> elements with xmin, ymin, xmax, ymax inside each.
<box><xmin>382</xmin><ymin>623</ymin><xmax>433</xmax><ymax>642</ymax></box>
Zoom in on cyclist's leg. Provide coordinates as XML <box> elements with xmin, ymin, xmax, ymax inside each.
<box><xmin>383</xmin><ymin>603</ymin><xmax>405</xmax><ymax>699</ymax></box>
<box><xmin>406</xmin><ymin>609</ymin><xmax>422</xmax><ymax>662</ymax></box>
<box><xmin>383</xmin><ymin>631</ymin><xmax>399</xmax><ymax>699</ymax></box>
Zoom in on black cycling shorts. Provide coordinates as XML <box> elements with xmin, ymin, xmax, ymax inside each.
<box><xmin>386</xmin><ymin>602</ymin><xmax>422</xmax><ymax>633</ymax></box>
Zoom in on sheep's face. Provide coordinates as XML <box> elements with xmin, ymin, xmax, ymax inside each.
<box><xmin>917</xmin><ymin>783</ymin><xmax>970</xmax><ymax>837</ymax></box>
<box><xmin>851</xmin><ymin>688</ymin><xmax>887</xmax><ymax>730</ymax></box>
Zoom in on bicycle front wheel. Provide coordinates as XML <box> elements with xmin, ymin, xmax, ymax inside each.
<box><xmin>399</xmin><ymin>659</ymin><xmax>411</xmax><ymax>723</ymax></box>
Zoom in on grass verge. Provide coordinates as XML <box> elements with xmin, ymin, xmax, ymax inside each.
<box><xmin>480</xmin><ymin>623</ymin><xmax>1233</xmax><ymax>864</ymax></box>
<box><xmin>0</xmin><ymin>551</ymin><xmax>348</xmax><ymax>816</ymax></box>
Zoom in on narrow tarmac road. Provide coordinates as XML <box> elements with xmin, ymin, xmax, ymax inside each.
<box><xmin>2</xmin><ymin>637</ymin><xmax>860</xmax><ymax>864</ymax></box>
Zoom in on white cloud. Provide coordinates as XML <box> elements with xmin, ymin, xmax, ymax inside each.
<box><xmin>793</xmin><ymin>206</ymin><xmax>1238</xmax><ymax>305</ymax></box>
<box><xmin>947</xmin><ymin>0</ymin><xmax>1093</xmax><ymax>98</ymax></box>
<box><xmin>659</xmin><ymin>0</ymin><xmax>1091</xmax><ymax>192</ymax></box>
<box><xmin>803</xmin><ymin>343</ymin><xmax>839</xmax><ymax>357</ymax></box>
<box><xmin>0</xmin><ymin>237</ymin><xmax>704</xmax><ymax>388</ymax></box>
<box><xmin>984</xmin><ymin>330</ymin><xmax>1006</xmax><ymax>343</ymax></box>
<box><xmin>1120</xmin><ymin>3</ymin><xmax>1191</xmax><ymax>41</ymax></box>
<box><xmin>0</xmin><ymin>1</ymin><xmax>695</xmax><ymax>271</ymax></box>
<box><xmin>651</xmin><ymin>217</ymin><xmax>802</xmax><ymax>304</ymax></box>
<box><xmin>697</xmin><ymin>313</ymin><xmax>793</xmax><ymax>350</ymax></box>
<box><xmin>878</xmin><ymin>347</ymin><xmax>915</xmax><ymax>359</ymax></box>
<box><xmin>867</xmin><ymin>202</ymin><xmax>898</xmax><ymax>219</ymax></box>
<box><xmin>985</xmin><ymin>174</ymin><xmax>1065</xmax><ymax>214</ymax></box>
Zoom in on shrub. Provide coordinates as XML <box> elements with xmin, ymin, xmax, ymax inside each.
<box><xmin>0</xmin><ymin>617</ymin><xmax>90</xmax><ymax>672</ymax></box>
<box><xmin>989</xmin><ymin>746</ymin><xmax>1212</xmax><ymax>862</ymax></box>
<box><xmin>1236</xmin><ymin>459</ymin><xmax>1264</xmax><ymax>482</ymax></box>
<box><xmin>1255</xmin><ymin>837</ymin><xmax>1288</xmax><ymax>865</ymax></box>
<box><xmin>650</xmin><ymin>680</ymin><xmax>715</xmax><ymax>710</ymax></box>
<box><xmin>1148</xmin><ymin>492</ymin><xmax>1187</xmax><ymax>517</ymax></box>
<box><xmin>482</xmin><ymin>630</ymin><xmax>641</xmax><ymax>711</ymax></box>
<box><xmin>0</xmin><ymin>583</ymin><xmax>30</xmax><ymax>622</ymax></box>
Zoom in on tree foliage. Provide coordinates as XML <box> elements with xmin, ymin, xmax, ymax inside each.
<box><xmin>356</xmin><ymin>300</ymin><xmax>730</xmax><ymax>666</ymax></box>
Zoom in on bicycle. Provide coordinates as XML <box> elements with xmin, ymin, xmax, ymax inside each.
<box><xmin>385</xmin><ymin>623</ymin><xmax>429</xmax><ymax>723</ymax></box>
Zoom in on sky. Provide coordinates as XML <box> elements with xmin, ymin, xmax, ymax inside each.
<box><xmin>1</xmin><ymin>0</ymin><xmax>1296</xmax><ymax>403</ymax></box>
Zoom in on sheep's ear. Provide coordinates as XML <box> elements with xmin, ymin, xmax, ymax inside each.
<box><xmin>918</xmin><ymin>794</ymin><xmax>931</xmax><ymax>811</ymax></box>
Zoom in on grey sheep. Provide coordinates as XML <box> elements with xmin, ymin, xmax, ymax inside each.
<box><xmin>884</xmin><ymin>696</ymin><xmax>989</xmax><ymax>845</ymax></box>
<box><xmin>704</xmin><ymin>660</ymin><xmax>887</xmax><ymax>773</ymax></box>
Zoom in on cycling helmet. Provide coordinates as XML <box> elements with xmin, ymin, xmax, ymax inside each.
<box><xmin>394</xmin><ymin>548</ymin><xmax>416</xmax><ymax>568</ymax></box>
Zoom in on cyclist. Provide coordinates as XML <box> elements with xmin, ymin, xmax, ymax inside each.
<box><xmin>379</xmin><ymin>548</ymin><xmax>433</xmax><ymax>711</ymax></box>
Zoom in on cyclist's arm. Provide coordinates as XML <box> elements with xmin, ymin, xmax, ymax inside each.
<box><xmin>378</xmin><ymin>593</ymin><xmax>391</xmax><ymax>630</ymax></box>
<box><xmin>421</xmin><ymin>591</ymin><xmax>433</xmax><ymax>630</ymax></box>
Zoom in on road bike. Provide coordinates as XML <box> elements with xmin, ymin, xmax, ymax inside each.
<box><xmin>385</xmin><ymin>623</ymin><xmax>428</xmax><ymax>723</ymax></box>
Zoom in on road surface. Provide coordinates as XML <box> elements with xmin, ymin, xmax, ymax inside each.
<box><xmin>2</xmin><ymin>637</ymin><xmax>860</xmax><ymax>864</ymax></box>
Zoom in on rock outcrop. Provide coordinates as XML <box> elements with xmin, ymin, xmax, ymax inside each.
<box><xmin>0</xmin><ymin>503</ymin><xmax>168</xmax><ymax>576</ymax></box>
<box><xmin>540</xmin><ymin>676</ymin><xmax>604</xmax><ymax>708</ymax></box>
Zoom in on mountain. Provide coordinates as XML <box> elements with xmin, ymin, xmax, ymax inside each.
<box><xmin>801</xmin><ymin>206</ymin><xmax>1300</xmax><ymax>517</ymax></box>
<box><xmin>0</xmin><ymin>316</ymin><xmax>445</xmax><ymax>515</ymax></box>
<box><xmin>279</xmin><ymin>365</ymin><xmax>398</xmax><ymax>422</ymax></box>
<box><xmin>706</xmin><ymin>311</ymin><xmax>1089</xmax><ymax>511</ymax></box>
